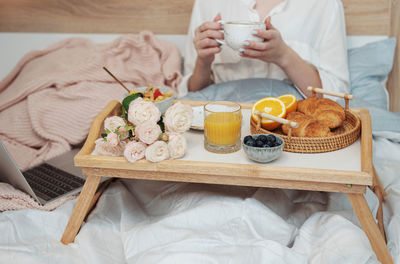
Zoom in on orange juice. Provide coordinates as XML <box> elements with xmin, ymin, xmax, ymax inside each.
<box><xmin>204</xmin><ymin>112</ymin><xmax>242</xmax><ymax>145</ymax></box>
<box><xmin>204</xmin><ymin>102</ymin><xmax>242</xmax><ymax>153</ymax></box>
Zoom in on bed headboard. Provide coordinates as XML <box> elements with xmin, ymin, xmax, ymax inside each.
<box><xmin>0</xmin><ymin>0</ymin><xmax>399</xmax><ymax>111</ymax></box>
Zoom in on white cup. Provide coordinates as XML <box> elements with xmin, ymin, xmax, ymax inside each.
<box><xmin>217</xmin><ymin>21</ymin><xmax>266</xmax><ymax>50</ymax></box>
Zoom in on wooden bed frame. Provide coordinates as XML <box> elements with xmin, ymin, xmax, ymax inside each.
<box><xmin>0</xmin><ymin>0</ymin><xmax>400</xmax><ymax>112</ymax></box>
<box><xmin>0</xmin><ymin>0</ymin><xmax>398</xmax><ymax>111</ymax></box>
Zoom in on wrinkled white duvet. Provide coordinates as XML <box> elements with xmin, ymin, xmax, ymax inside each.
<box><xmin>0</xmin><ymin>135</ymin><xmax>399</xmax><ymax>264</ymax></box>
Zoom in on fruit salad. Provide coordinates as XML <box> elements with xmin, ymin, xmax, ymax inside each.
<box><xmin>129</xmin><ymin>85</ymin><xmax>173</xmax><ymax>102</ymax></box>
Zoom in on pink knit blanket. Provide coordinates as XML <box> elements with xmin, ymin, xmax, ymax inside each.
<box><xmin>0</xmin><ymin>32</ymin><xmax>182</xmax><ymax>210</ymax></box>
<box><xmin>0</xmin><ymin>183</ymin><xmax>77</xmax><ymax>212</ymax></box>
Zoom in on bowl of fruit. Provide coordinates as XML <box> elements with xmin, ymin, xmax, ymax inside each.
<box><xmin>242</xmin><ymin>134</ymin><xmax>284</xmax><ymax>163</ymax></box>
<box><xmin>128</xmin><ymin>85</ymin><xmax>174</xmax><ymax>114</ymax></box>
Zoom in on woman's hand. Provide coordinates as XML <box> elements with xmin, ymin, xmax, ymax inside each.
<box><xmin>240</xmin><ymin>17</ymin><xmax>322</xmax><ymax>97</ymax></box>
<box><xmin>193</xmin><ymin>13</ymin><xmax>224</xmax><ymax>66</ymax></box>
<box><xmin>240</xmin><ymin>17</ymin><xmax>289</xmax><ymax>68</ymax></box>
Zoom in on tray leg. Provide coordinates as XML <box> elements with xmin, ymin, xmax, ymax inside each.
<box><xmin>84</xmin><ymin>178</ymin><xmax>113</xmax><ymax>221</ymax></box>
<box><xmin>61</xmin><ymin>175</ymin><xmax>101</xmax><ymax>245</ymax></box>
<box><xmin>373</xmin><ymin>165</ymin><xmax>387</xmax><ymax>198</ymax></box>
<box><xmin>371</xmin><ymin>165</ymin><xmax>387</xmax><ymax>242</ymax></box>
<box><xmin>347</xmin><ymin>193</ymin><xmax>393</xmax><ymax>264</ymax></box>
<box><xmin>371</xmin><ymin>184</ymin><xmax>386</xmax><ymax>243</ymax></box>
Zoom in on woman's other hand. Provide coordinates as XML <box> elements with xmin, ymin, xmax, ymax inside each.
<box><xmin>193</xmin><ymin>13</ymin><xmax>224</xmax><ymax>66</ymax></box>
<box><xmin>240</xmin><ymin>17</ymin><xmax>289</xmax><ymax>68</ymax></box>
<box><xmin>240</xmin><ymin>16</ymin><xmax>322</xmax><ymax>97</ymax></box>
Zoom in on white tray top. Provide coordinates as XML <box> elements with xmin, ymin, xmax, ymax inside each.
<box><xmin>183</xmin><ymin>109</ymin><xmax>361</xmax><ymax>172</ymax></box>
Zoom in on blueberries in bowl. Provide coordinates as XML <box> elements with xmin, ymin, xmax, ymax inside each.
<box><xmin>242</xmin><ymin>134</ymin><xmax>284</xmax><ymax>163</ymax></box>
<box><xmin>266</xmin><ymin>134</ymin><xmax>276</xmax><ymax>144</ymax></box>
<box><xmin>244</xmin><ymin>135</ymin><xmax>253</xmax><ymax>144</ymax></box>
<box><xmin>255</xmin><ymin>139</ymin><xmax>264</xmax><ymax>148</ymax></box>
<box><xmin>244</xmin><ymin>136</ymin><xmax>256</xmax><ymax>147</ymax></box>
<box><xmin>257</xmin><ymin>134</ymin><xmax>268</xmax><ymax>143</ymax></box>
<box><xmin>243</xmin><ymin>134</ymin><xmax>282</xmax><ymax>148</ymax></box>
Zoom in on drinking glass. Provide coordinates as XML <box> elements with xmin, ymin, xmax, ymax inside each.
<box><xmin>204</xmin><ymin>101</ymin><xmax>242</xmax><ymax>153</ymax></box>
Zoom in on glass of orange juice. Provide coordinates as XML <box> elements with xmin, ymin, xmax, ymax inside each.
<box><xmin>204</xmin><ymin>101</ymin><xmax>242</xmax><ymax>153</ymax></box>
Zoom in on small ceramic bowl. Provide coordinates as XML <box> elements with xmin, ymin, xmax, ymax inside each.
<box><xmin>130</xmin><ymin>86</ymin><xmax>174</xmax><ymax>114</ymax></box>
<box><xmin>242</xmin><ymin>134</ymin><xmax>284</xmax><ymax>163</ymax></box>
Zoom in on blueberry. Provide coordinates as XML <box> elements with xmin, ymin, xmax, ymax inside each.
<box><xmin>266</xmin><ymin>134</ymin><xmax>276</xmax><ymax>143</ymax></box>
<box><xmin>255</xmin><ymin>139</ymin><xmax>264</xmax><ymax>148</ymax></box>
<box><xmin>262</xmin><ymin>143</ymin><xmax>270</xmax><ymax>148</ymax></box>
<box><xmin>257</xmin><ymin>135</ymin><xmax>268</xmax><ymax>143</ymax></box>
<box><xmin>245</xmin><ymin>138</ymin><xmax>256</xmax><ymax>147</ymax></box>
<box><xmin>244</xmin><ymin>135</ymin><xmax>253</xmax><ymax>144</ymax></box>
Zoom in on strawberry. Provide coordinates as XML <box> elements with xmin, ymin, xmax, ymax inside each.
<box><xmin>153</xmin><ymin>89</ymin><xmax>162</xmax><ymax>99</ymax></box>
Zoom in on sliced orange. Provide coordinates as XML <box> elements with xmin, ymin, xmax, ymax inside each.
<box><xmin>278</xmin><ymin>94</ymin><xmax>297</xmax><ymax>113</ymax></box>
<box><xmin>251</xmin><ymin>97</ymin><xmax>287</xmax><ymax>131</ymax></box>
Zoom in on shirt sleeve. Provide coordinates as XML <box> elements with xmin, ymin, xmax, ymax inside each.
<box><xmin>176</xmin><ymin>0</ymin><xmax>202</xmax><ymax>98</ymax></box>
<box><xmin>288</xmin><ymin>0</ymin><xmax>350</xmax><ymax>95</ymax></box>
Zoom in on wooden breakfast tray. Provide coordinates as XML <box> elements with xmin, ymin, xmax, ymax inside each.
<box><xmin>61</xmin><ymin>99</ymin><xmax>392</xmax><ymax>264</ymax></box>
<box><xmin>74</xmin><ymin>100</ymin><xmax>368</xmax><ymax>189</ymax></box>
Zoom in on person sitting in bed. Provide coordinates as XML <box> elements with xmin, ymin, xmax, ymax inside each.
<box><xmin>178</xmin><ymin>0</ymin><xmax>350</xmax><ymax>100</ymax></box>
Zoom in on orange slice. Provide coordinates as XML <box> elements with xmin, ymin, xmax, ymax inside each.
<box><xmin>251</xmin><ymin>97</ymin><xmax>287</xmax><ymax>130</ymax></box>
<box><xmin>278</xmin><ymin>94</ymin><xmax>297</xmax><ymax>113</ymax></box>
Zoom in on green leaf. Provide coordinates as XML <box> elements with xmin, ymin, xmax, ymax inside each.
<box><xmin>121</xmin><ymin>106</ymin><xmax>127</xmax><ymax>121</ymax></box>
<box><xmin>105</xmin><ymin>128</ymin><xmax>111</xmax><ymax>134</ymax></box>
<box><xmin>122</xmin><ymin>93</ymin><xmax>141</xmax><ymax>112</ymax></box>
<box><xmin>101</xmin><ymin>133</ymin><xmax>107</xmax><ymax>138</ymax></box>
<box><xmin>128</xmin><ymin>129</ymin><xmax>134</xmax><ymax>140</ymax></box>
<box><xmin>157</xmin><ymin>115</ymin><xmax>165</xmax><ymax>133</ymax></box>
<box><xmin>114</xmin><ymin>126</ymin><xmax>122</xmax><ymax>135</ymax></box>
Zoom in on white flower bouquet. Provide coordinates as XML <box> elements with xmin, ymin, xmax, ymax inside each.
<box><xmin>94</xmin><ymin>92</ymin><xmax>193</xmax><ymax>163</ymax></box>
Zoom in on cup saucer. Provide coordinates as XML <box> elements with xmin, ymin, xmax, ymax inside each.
<box><xmin>190</xmin><ymin>106</ymin><xmax>204</xmax><ymax>130</ymax></box>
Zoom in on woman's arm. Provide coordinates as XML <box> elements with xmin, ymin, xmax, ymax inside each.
<box><xmin>277</xmin><ymin>45</ymin><xmax>322</xmax><ymax>97</ymax></box>
<box><xmin>240</xmin><ymin>17</ymin><xmax>321</xmax><ymax>97</ymax></box>
<box><xmin>188</xmin><ymin>58</ymin><xmax>214</xmax><ymax>92</ymax></box>
<box><xmin>188</xmin><ymin>14</ymin><xmax>223</xmax><ymax>92</ymax></box>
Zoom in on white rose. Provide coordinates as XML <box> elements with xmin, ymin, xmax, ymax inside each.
<box><xmin>164</xmin><ymin>102</ymin><xmax>193</xmax><ymax>133</ymax></box>
<box><xmin>94</xmin><ymin>138</ymin><xmax>124</xmax><ymax>156</ymax></box>
<box><xmin>104</xmin><ymin>116</ymin><xmax>126</xmax><ymax>133</ymax></box>
<box><xmin>135</xmin><ymin>120</ymin><xmax>162</xmax><ymax>145</ymax></box>
<box><xmin>168</xmin><ymin>133</ymin><xmax>187</xmax><ymax>159</ymax></box>
<box><xmin>145</xmin><ymin>141</ymin><xmax>169</xmax><ymax>162</ymax></box>
<box><xmin>106</xmin><ymin>132</ymin><xmax>120</xmax><ymax>147</ymax></box>
<box><xmin>124</xmin><ymin>141</ymin><xmax>147</xmax><ymax>163</ymax></box>
<box><xmin>119</xmin><ymin>140</ymin><xmax>127</xmax><ymax>149</ymax></box>
<box><xmin>128</xmin><ymin>97</ymin><xmax>161</xmax><ymax>126</ymax></box>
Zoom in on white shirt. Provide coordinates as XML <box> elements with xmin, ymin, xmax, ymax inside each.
<box><xmin>177</xmin><ymin>0</ymin><xmax>350</xmax><ymax>98</ymax></box>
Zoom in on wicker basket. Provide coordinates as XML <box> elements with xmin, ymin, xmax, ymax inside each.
<box><xmin>250</xmin><ymin>87</ymin><xmax>361</xmax><ymax>153</ymax></box>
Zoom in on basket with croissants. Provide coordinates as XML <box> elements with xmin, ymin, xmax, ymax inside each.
<box><xmin>250</xmin><ymin>87</ymin><xmax>361</xmax><ymax>153</ymax></box>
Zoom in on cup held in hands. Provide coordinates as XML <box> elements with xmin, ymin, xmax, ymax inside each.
<box><xmin>216</xmin><ymin>21</ymin><xmax>266</xmax><ymax>50</ymax></box>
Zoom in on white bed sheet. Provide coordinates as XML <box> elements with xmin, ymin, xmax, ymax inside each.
<box><xmin>0</xmin><ymin>33</ymin><xmax>399</xmax><ymax>264</ymax></box>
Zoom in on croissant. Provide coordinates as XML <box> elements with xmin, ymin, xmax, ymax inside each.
<box><xmin>297</xmin><ymin>97</ymin><xmax>345</xmax><ymax>129</ymax></box>
<box><xmin>282</xmin><ymin>112</ymin><xmax>331</xmax><ymax>137</ymax></box>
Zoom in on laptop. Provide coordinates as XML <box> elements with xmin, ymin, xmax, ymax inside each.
<box><xmin>0</xmin><ymin>141</ymin><xmax>105</xmax><ymax>205</ymax></box>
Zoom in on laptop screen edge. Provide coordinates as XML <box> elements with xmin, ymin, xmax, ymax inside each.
<box><xmin>0</xmin><ymin>141</ymin><xmax>43</xmax><ymax>205</ymax></box>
